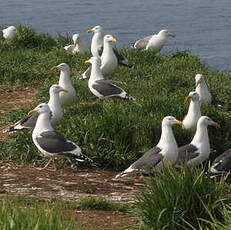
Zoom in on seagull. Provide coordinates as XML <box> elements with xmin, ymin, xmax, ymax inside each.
<box><xmin>77</xmin><ymin>26</ymin><xmax>132</xmax><ymax>79</ymax></box>
<box><xmin>195</xmin><ymin>74</ymin><xmax>212</xmax><ymax>103</ymax></box>
<box><xmin>86</xmin><ymin>56</ymin><xmax>135</xmax><ymax>101</ymax></box>
<box><xmin>210</xmin><ymin>149</ymin><xmax>231</xmax><ymax>177</ymax></box>
<box><xmin>115</xmin><ymin>116</ymin><xmax>182</xmax><ymax>178</ymax></box>
<box><xmin>0</xmin><ymin>26</ymin><xmax>18</xmax><ymax>40</ymax></box>
<box><xmin>87</xmin><ymin>25</ymin><xmax>104</xmax><ymax>57</ymax></box>
<box><xmin>132</xmin><ymin>29</ymin><xmax>175</xmax><ymax>53</ymax></box>
<box><xmin>176</xmin><ymin>116</ymin><xmax>220</xmax><ymax>167</ymax></box>
<box><xmin>51</xmin><ymin>63</ymin><xmax>77</xmax><ymax>107</ymax></box>
<box><xmin>182</xmin><ymin>91</ymin><xmax>201</xmax><ymax>130</ymax></box>
<box><xmin>3</xmin><ymin>85</ymin><xmax>68</xmax><ymax>133</ymax></box>
<box><xmin>29</xmin><ymin>103</ymin><xmax>92</xmax><ymax>172</ymax></box>
<box><xmin>64</xmin><ymin>34</ymin><xmax>88</xmax><ymax>54</ymax></box>
<box><xmin>195</xmin><ymin>74</ymin><xmax>222</xmax><ymax>107</ymax></box>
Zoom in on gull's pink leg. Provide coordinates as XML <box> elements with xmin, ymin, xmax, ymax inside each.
<box><xmin>37</xmin><ymin>158</ymin><xmax>57</xmax><ymax>172</ymax></box>
<box><xmin>37</xmin><ymin>158</ymin><xmax>52</xmax><ymax>171</ymax></box>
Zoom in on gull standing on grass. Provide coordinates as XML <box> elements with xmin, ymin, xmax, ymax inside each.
<box><xmin>0</xmin><ymin>26</ymin><xmax>18</xmax><ymax>40</ymax></box>
<box><xmin>195</xmin><ymin>74</ymin><xmax>222</xmax><ymax>106</ymax></box>
<box><xmin>86</xmin><ymin>56</ymin><xmax>135</xmax><ymax>101</ymax></box>
<box><xmin>77</xmin><ymin>26</ymin><xmax>132</xmax><ymax>79</ymax></box>
<box><xmin>176</xmin><ymin>116</ymin><xmax>220</xmax><ymax>167</ymax></box>
<box><xmin>3</xmin><ymin>85</ymin><xmax>68</xmax><ymax>133</ymax></box>
<box><xmin>29</xmin><ymin>103</ymin><xmax>92</xmax><ymax>172</ymax></box>
<box><xmin>64</xmin><ymin>33</ymin><xmax>88</xmax><ymax>54</ymax></box>
<box><xmin>51</xmin><ymin>63</ymin><xmax>77</xmax><ymax>107</ymax></box>
<box><xmin>132</xmin><ymin>29</ymin><xmax>175</xmax><ymax>53</ymax></box>
<box><xmin>115</xmin><ymin>116</ymin><xmax>182</xmax><ymax>178</ymax></box>
<box><xmin>182</xmin><ymin>91</ymin><xmax>201</xmax><ymax>130</ymax></box>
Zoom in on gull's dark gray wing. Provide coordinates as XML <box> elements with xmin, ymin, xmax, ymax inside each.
<box><xmin>134</xmin><ymin>35</ymin><xmax>152</xmax><ymax>50</ymax></box>
<box><xmin>211</xmin><ymin>149</ymin><xmax>231</xmax><ymax>173</ymax></box>
<box><xmin>36</xmin><ymin>131</ymin><xmax>76</xmax><ymax>153</ymax></box>
<box><xmin>98</xmin><ymin>45</ymin><xmax>103</xmax><ymax>56</ymax></box>
<box><xmin>131</xmin><ymin>146</ymin><xmax>163</xmax><ymax>171</ymax></box>
<box><xmin>3</xmin><ymin>112</ymin><xmax>39</xmax><ymax>133</ymax></box>
<box><xmin>113</xmin><ymin>48</ymin><xmax>133</xmax><ymax>68</ymax></box>
<box><xmin>176</xmin><ymin>144</ymin><xmax>199</xmax><ymax>165</ymax></box>
<box><xmin>92</xmin><ymin>79</ymin><xmax>123</xmax><ymax>97</ymax></box>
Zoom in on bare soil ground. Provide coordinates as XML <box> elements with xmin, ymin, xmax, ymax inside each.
<box><xmin>0</xmin><ymin>161</ymin><xmax>141</xmax><ymax>229</ymax></box>
<box><xmin>0</xmin><ymin>86</ymin><xmax>140</xmax><ymax>229</ymax></box>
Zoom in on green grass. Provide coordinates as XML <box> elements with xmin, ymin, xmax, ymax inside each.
<box><xmin>132</xmin><ymin>166</ymin><xmax>230</xmax><ymax>230</ymax></box>
<box><xmin>0</xmin><ymin>195</ymin><xmax>131</xmax><ymax>230</ymax></box>
<box><xmin>77</xmin><ymin>197</ymin><xmax>131</xmax><ymax>212</ymax></box>
<box><xmin>0</xmin><ymin>196</ymin><xmax>82</xmax><ymax>230</ymax></box>
<box><xmin>1</xmin><ymin>25</ymin><xmax>231</xmax><ymax>170</ymax></box>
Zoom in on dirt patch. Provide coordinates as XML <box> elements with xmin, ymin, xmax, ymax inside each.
<box><xmin>75</xmin><ymin>210</ymin><xmax>136</xmax><ymax>230</ymax></box>
<box><xmin>0</xmin><ymin>85</ymin><xmax>38</xmax><ymax>113</ymax></box>
<box><xmin>0</xmin><ymin>161</ymin><xmax>142</xmax><ymax>229</ymax></box>
<box><xmin>0</xmin><ymin>85</ymin><xmax>39</xmax><ymax>141</ymax></box>
<box><xmin>0</xmin><ymin>161</ymin><xmax>142</xmax><ymax>203</ymax></box>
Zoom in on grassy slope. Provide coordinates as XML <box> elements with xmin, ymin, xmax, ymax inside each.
<box><xmin>1</xmin><ymin>25</ymin><xmax>231</xmax><ymax>170</ymax></box>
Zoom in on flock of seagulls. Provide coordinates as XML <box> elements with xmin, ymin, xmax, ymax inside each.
<box><xmin>1</xmin><ymin>25</ymin><xmax>230</xmax><ymax>178</ymax></box>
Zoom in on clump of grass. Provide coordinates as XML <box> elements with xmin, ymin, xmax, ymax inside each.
<box><xmin>77</xmin><ymin>197</ymin><xmax>131</xmax><ymax>212</ymax></box>
<box><xmin>133</xmin><ymin>166</ymin><xmax>229</xmax><ymax>230</ymax></box>
<box><xmin>0</xmin><ymin>196</ymin><xmax>82</xmax><ymax>230</ymax></box>
<box><xmin>11</xmin><ymin>24</ymin><xmax>57</xmax><ymax>50</ymax></box>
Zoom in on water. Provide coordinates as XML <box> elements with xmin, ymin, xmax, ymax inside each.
<box><xmin>0</xmin><ymin>0</ymin><xmax>231</xmax><ymax>71</ymax></box>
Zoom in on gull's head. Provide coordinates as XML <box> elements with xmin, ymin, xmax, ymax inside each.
<box><xmin>88</xmin><ymin>25</ymin><xmax>102</xmax><ymax>34</ymax></box>
<box><xmin>162</xmin><ymin>116</ymin><xmax>183</xmax><ymax>127</ymax></box>
<box><xmin>72</xmin><ymin>34</ymin><xmax>80</xmax><ymax>46</ymax></box>
<box><xmin>51</xmin><ymin>63</ymin><xmax>70</xmax><ymax>72</ymax></box>
<box><xmin>104</xmin><ymin>34</ymin><xmax>117</xmax><ymax>43</ymax></box>
<box><xmin>195</xmin><ymin>74</ymin><xmax>204</xmax><ymax>87</ymax></box>
<box><xmin>186</xmin><ymin>91</ymin><xmax>200</xmax><ymax>102</ymax></box>
<box><xmin>158</xmin><ymin>29</ymin><xmax>175</xmax><ymax>38</ymax></box>
<box><xmin>197</xmin><ymin>116</ymin><xmax>220</xmax><ymax>128</ymax></box>
<box><xmin>49</xmin><ymin>84</ymin><xmax>68</xmax><ymax>95</ymax></box>
<box><xmin>85</xmin><ymin>56</ymin><xmax>101</xmax><ymax>66</ymax></box>
<box><xmin>28</xmin><ymin>103</ymin><xmax>50</xmax><ymax>115</ymax></box>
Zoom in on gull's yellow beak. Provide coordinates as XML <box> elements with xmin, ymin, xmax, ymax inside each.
<box><xmin>111</xmin><ymin>38</ymin><xmax>117</xmax><ymax>42</ymax></box>
<box><xmin>213</xmin><ymin>122</ymin><xmax>221</xmax><ymax>129</ymax></box>
<box><xmin>176</xmin><ymin>120</ymin><xmax>183</xmax><ymax>126</ymax></box>
<box><xmin>28</xmin><ymin>110</ymin><xmax>36</xmax><ymax>115</ymax></box>
<box><xmin>87</xmin><ymin>29</ymin><xmax>94</xmax><ymax>33</ymax></box>
<box><xmin>85</xmin><ymin>60</ymin><xmax>90</xmax><ymax>64</ymax></box>
<box><xmin>62</xmin><ymin>89</ymin><xmax>68</xmax><ymax>93</ymax></box>
<box><xmin>74</xmin><ymin>42</ymin><xmax>77</xmax><ymax>47</ymax></box>
<box><xmin>51</xmin><ymin>66</ymin><xmax>57</xmax><ymax>71</ymax></box>
<box><xmin>196</xmin><ymin>82</ymin><xmax>199</xmax><ymax>88</ymax></box>
<box><xmin>168</xmin><ymin>33</ymin><xmax>176</xmax><ymax>38</ymax></box>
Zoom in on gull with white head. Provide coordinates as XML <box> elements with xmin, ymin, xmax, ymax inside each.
<box><xmin>51</xmin><ymin>63</ymin><xmax>77</xmax><ymax>107</ymax></box>
<box><xmin>29</xmin><ymin>103</ymin><xmax>92</xmax><ymax>172</ymax></box>
<box><xmin>133</xmin><ymin>29</ymin><xmax>175</xmax><ymax>53</ymax></box>
<box><xmin>176</xmin><ymin>116</ymin><xmax>220</xmax><ymax>167</ymax></box>
<box><xmin>77</xmin><ymin>27</ymin><xmax>132</xmax><ymax>79</ymax></box>
<box><xmin>182</xmin><ymin>91</ymin><xmax>201</xmax><ymax>130</ymax></box>
<box><xmin>3</xmin><ymin>84</ymin><xmax>68</xmax><ymax>133</ymax></box>
<box><xmin>86</xmin><ymin>56</ymin><xmax>134</xmax><ymax>101</ymax></box>
<box><xmin>64</xmin><ymin>33</ymin><xmax>88</xmax><ymax>54</ymax></box>
<box><xmin>115</xmin><ymin>116</ymin><xmax>182</xmax><ymax>178</ymax></box>
<box><xmin>0</xmin><ymin>26</ymin><xmax>18</xmax><ymax>40</ymax></box>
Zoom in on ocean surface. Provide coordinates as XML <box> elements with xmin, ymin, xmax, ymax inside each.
<box><xmin>0</xmin><ymin>0</ymin><xmax>231</xmax><ymax>71</ymax></box>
